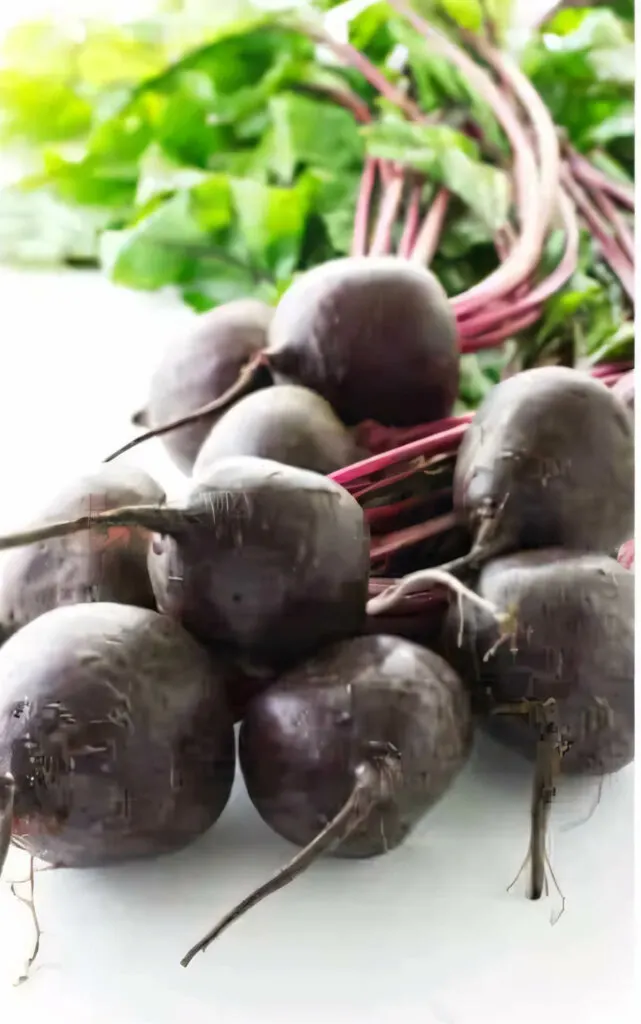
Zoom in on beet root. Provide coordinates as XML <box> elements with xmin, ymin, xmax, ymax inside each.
<box><xmin>181</xmin><ymin>634</ymin><xmax>472</xmax><ymax>962</ymax></box>
<box><xmin>612</xmin><ymin>369</ymin><xmax>634</xmax><ymax>419</ymax></box>
<box><xmin>445</xmin><ymin>549</ymin><xmax>635</xmax><ymax>777</ymax></box>
<box><xmin>0</xmin><ymin>603</ymin><xmax>235</xmax><ymax>867</ymax></box>
<box><xmin>265</xmin><ymin>256</ymin><xmax>460</xmax><ymax>427</ymax></box>
<box><xmin>0</xmin><ymin>457</ymin><xmax>370</xmax><ymax>681</ymax></box>
<box><xmin>140</xmin><ymin>299</ymin><xmax>273</xmax><ymax>473</ymax></box>
<box><xmin>104</xmin><ymin>256</ymin><xmax>460</xmax><ymax>463</ymax></box>
<box><xmin>0</xmin><ymin>464</ymin><xmax>165</xmax><ymax>634</ymax></box>
<box><xmin>452</xmin><ymin>366</ymin><xmax>634</xmax><ymax>561</ymax></box>
<box><xmin>192</xmin><ymin>384</ymin><xmax>363</xmax><ymax>479</ymax></box>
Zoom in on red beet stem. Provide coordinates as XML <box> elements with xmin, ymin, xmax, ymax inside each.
<box><xmin>352</xmin><ymin>158</ymin><xmax>379</xmax><ymax>257</ymax></box>
<box><xmin>411</xmin><ymin>188</ymin><xmax>450</xmax><ymax>266</ymax></box>
<box><xmin>385</xmin><ymin>1</ymin><xmax>545</xmax><ymax>316</ymax></box>
<box><xmin>468</xmin><ymin>34</ymin><xmax>561</xmax><ymax>235</ymax></box>
<box><xmin>561</xmin><ymin>168</ymin><xmax>635</xmax><ymax>302</ymax></box>
<box><xmin>460</xmin><ymin>189</ymin><xmax>579</xmax><ymax>340</ymax></box>
<box><xmin>369</xmin><ymin>168</ymin><xmax>406</xmax><ymax>256</ymax></box>
<box><xmin>589</xmin><ymin>188</ymin><xmax>635</xmax><ymax>265</ymax></box>
<box><xmin>330</xmin><ymin>423</ymin><xmax>468</xmax><ymax>486</ymax></box>
<box><xmin>369</xmin><ymin>511</ymin><xmax>458</xmax><ymax>559</ymax></box>
<box><xmin>463</xmin><ymin>306</ymin><xmax>542</xmax><ymax>351</ymax></box>
<box><xmin>567</xmin><ymin>150</ymin><xmax>634</xmax><ymax>212</ymax></box>
<box><xmin>398</xmin><ymin>180</ymin><xmax>423</xmax><ymax>258</ymax></box>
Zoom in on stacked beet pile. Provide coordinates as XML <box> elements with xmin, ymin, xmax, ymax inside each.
<box><xmin>0</xmin><ymin>3</ymin><xmax>634</xmax><ymax>972</ymax></box>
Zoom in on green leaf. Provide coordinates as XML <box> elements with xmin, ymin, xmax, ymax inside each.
<box><xmin>229</xmin><ymin>177</ymin><xmax>311</xmax><ymax>278</ymax></box>
<box><xmin>135</xmin><ymin>143</ymin><xmax>210</xmax><ymax>205</ymax></box>
<box><xmin>266</xmin><ymin>93</ymin><xmax>364</xmax><ymax>184</ymax></box>
<box><xmin>586</xmin><ymin>320</ymin><xmax>635</xmax><ymax>367</ymax></box>
<box><xmin>439</xmin><ymin>0</ymin><xmax>484</xmax><ymax>32</ymax></box>
<box><xmin>100</xmin><ymin>189</ymin><xmax>208</xmax><ymax>289</ymax></box>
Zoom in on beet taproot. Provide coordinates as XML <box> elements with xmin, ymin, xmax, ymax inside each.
<box><xmin>0</xmin><ymin>457</ymin><xmax>370</xmax><ymax>679</ymax></box>
<box><xmin>0</xmin><ymin>464</ymin><xmax>164</xmax><ymax>634</ymax></box>
<box><xmin>105</xmin><ymin>257</ymin><xmax>459</xmax><ymax>463</ymax></box>
<box><xmin>137</xmin><ymin>299</ymin><xmax>273</xmax><ymax>473</ymax></box>
<box><xmin>192</xmin><ymin>384</ymin><xmax>363</xmax><ymax>480</ymax></box>
<box><xmin>0</xmin><ymin>603</ymin><xmax>235</xmax><ymax>868</ymax></box>
<box><xmin>181</xmin><ymin>634</ymin><xmax>472</xmax><ymax>962</ymax></box>
<box><xmin>452</xmin><ymin>366</ymin><xmax>634</xmax><ymax>564</ymax></box>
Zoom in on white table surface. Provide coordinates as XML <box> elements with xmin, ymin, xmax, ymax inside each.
<box><xmin>0</xmin><ymin>264</ymin><xmax>635</xmax><ymax>1023</ymax></box>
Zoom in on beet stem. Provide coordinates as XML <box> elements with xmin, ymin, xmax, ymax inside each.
<box><xmin>351</xmin><ymin>158</ymin><xmax>379</xmax><ymax>258</ymax></box>
<box><xmin>397</xmin><ymin>179</ymin><xmax>423</xmax><ymax>258</ymax></box>
<box><xmin>410</xmin><ymin>188</ymin><xmax>449</xmax><ymax>266</ymax></box>
<box><xmin>103</xmin><ymin>353</ymin><xmax>271</xmax><ymax>462</ymax></box>
<box><xmin>588</xmin><ymin>186</ymin><xmax>635</xmax><ymax>265</ymax></box>
<box><xmin>369</xmin><ymin>169</ymin><xmax>405</xmax><ymax>256</ymax></box>
<box><xmin>0</xmin><ymin>504</ymin><xmax>188</xmax><ymax>552</ymax></box>
<box><xmin>567</xmin><ymin>150</ymin><xmax>634</xmax><ymax>212</ymax></box>
<box><xmin>369</xmin><ymin>511</ymin><xmax>458</xmax><ymax>560</ymax></box>
<box><xmin>0</xmin><ymin>773</ymin><xmax>16</xmax><ymax>880</ymax></box>
<box><xmin>180</xmin><ymin>761</ymin><xmax>386</xmax><ymax>965</ymax></box>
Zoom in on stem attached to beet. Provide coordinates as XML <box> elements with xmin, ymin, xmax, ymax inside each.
<box><xmin>366</xmin><ymin>568</ymin><xmax>510</xmax><ymax>635</ymax></box>
<box><xmin>352</xmin><ymin>158</ymin><xmax>379</xmax><ymax>258</ymax></box>
<box><xmin>411</xmin><ymin>188</ymin><xmax>450</xmax><ymax>266</ymax></box>
<box><xmin>180</xmin><ymin>758</ymin><xmax>399</xmax><ymax>964</ymax></box>
<box><xmin>369</xmin><ymin>168</ymin><xmax>406</xmax><ymax>256</ymax></box>
<box><xmin>397</xmin><ymin>179</ymin><xmax>423</xmax><ymax>258</ymax></box>
<box><xmin>567</xmin><ymin>149</ymin><xmax>634</xmax><ymax>212</ymax></box>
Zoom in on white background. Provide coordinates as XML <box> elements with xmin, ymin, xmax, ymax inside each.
<box><xmin>0</xmin><ymin>2</ymin><xmax>636</xmax><ymax>1023</ymax></box>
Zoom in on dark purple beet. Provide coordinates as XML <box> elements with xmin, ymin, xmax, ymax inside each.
<box><xmin>192</xmin><ymin>384</ymin><xmax>363</xmax><ymax>479</ymax></box>
<box><xmin>0</xmin><ymin>464</ymin><xmax>164</xmax><ymax>634</ymax></box>
<box><xmin>0</xmin><ymin>457</ymin><xmax>370</xmax><ymax>685</ymax></box>
<box><xmin>612</xmin><ymin>369</ymin><xmax>634</xmax><ymax>419</ymax></box>
<box><xmin>104</xmin><ymin>257</ymin><xmax>459</xmax><ymax>463</ymax></box>
<box><xmin>180</xmin><ymin>634</ymin><xmax>472</xmax><ymax>962</ymax></box>
<box><xmin>142</xmin><ymin>299</ymin><xmax>273</xmax><ymax>473</ymax></box>
<box><xmin>265</xmin><ymin>257</ymin><xmax>459</xmax><ymax>426</ymax></box>
<box><xmin>0</xmin><ymin>603</ymin><xmax>235</xmax><ymax>867</ymax></box>
<box><xmin>452</xmin><ymin>366</ymin><xmax>634</xmax><ymax>562</ymax></box>
<box><xmin>444</xmin><ymin>549</ymin><xmax>635</xmax><ymax>777</ymax></box>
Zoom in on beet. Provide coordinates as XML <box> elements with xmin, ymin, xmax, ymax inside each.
<box><xmin>452</xmin><ymin>366</ymin><xmax>634</xmax><ymax>563</ymax></box>
<box><xmin>181</xmin><ymin>634</ymin><xmax>472</xmax><ymax>962</ymax></box>
<box><xmin>139</xmin><ymin>299</ymin><xmax>273</xmax><ymax>473</ymax></box>
<box><xmin>0</xmin><ymin>464</ymin><xmax>164</xmax><ymax>634</ymax></box>
<box><xmin>443</xmin><ymin>548</ymin><xmax>634</xmax><ymax>900</ymax></box>
<box><xmin>192</xmin><ymin>384</ymin><xmax>363</xmax><ymax>480</ymax></box>
<box><xmin>105</xmin><ymin>257</ymin><xmax>459</xmax><ymax>463</ymax></box>
<box><xmin>0</xmin><ymin>457</ymin><xmax>370</xmax><ymax>679</ymax></box>
<box><xmin>0</xmin><ymin>603</ymin><xmax>235</xmax><ymax>868</ymax></box>
<box><xmin>446</xmin><ymin>549</ymin><xmax>634</xmax><ymax>775</ymax></box>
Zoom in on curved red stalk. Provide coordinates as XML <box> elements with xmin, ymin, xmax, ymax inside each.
<box><xmin>330</xmin><ymin>422</ymin><xmax>468</xmax><ymax>486</ymax></box>
<box><xmin>351</xmin><ymin>158</ymin><xmax>379</xmax><ymax>257</ymax></box>
<box><xmin>369</xmin><ymin>511</ymin><xmax>458</xmax><ymax>559</ymax></box>
<box><xmin>460</xmin><ymin>189</ymin><xmax>579</xmax><ymax>340</ymax></box>
<box><xmin>411</xmin><ymin>188</ymin><xmax>450</xmax><ymax>266</ymax></box>
<box><xmin>369</xmin><ymin>168</ymin><xmax>406</xmax><ymax>256</ymax></box>
<box><xmin>567</xmin><ymin>151</ymin><xmax>634</xmax><ymax>212</ymax></box>
<box><xmin>589</xmin><ymin>188</ymin><xmax>635</xmax><ymax>265</ymax></box>
<box><xmin>385</xmin><ymin>1</ymin><xmax>545</xmax><ymax>317</ymax></box>
<box><xmin>561</xmin><ymin>169</ymin><xmax>634</xmax><ymax>302</ymax></box>
<box><xmin>468</xmin><ymin>34</ymin><xmax>561</xmax><ymax>238</ymax></box>
<box><xmin>462</xmin><ymin>307</ymin><xmax>542</xmax><ymax>351</ymax></box>
<box><xmin>398</xmin><ymin>180</ymin><xmax>423</xmax><ymax>258</ymax></box>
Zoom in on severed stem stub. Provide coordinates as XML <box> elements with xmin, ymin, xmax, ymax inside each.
<box><xmin>181</xmin><ymin>759</ymin><xmax>396</xmax><ymax>966</ymax></box>
<box><xmin>0</xmin><ymin>772</ymin><xmax>16</xmax><ymax>880</ymax></box>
